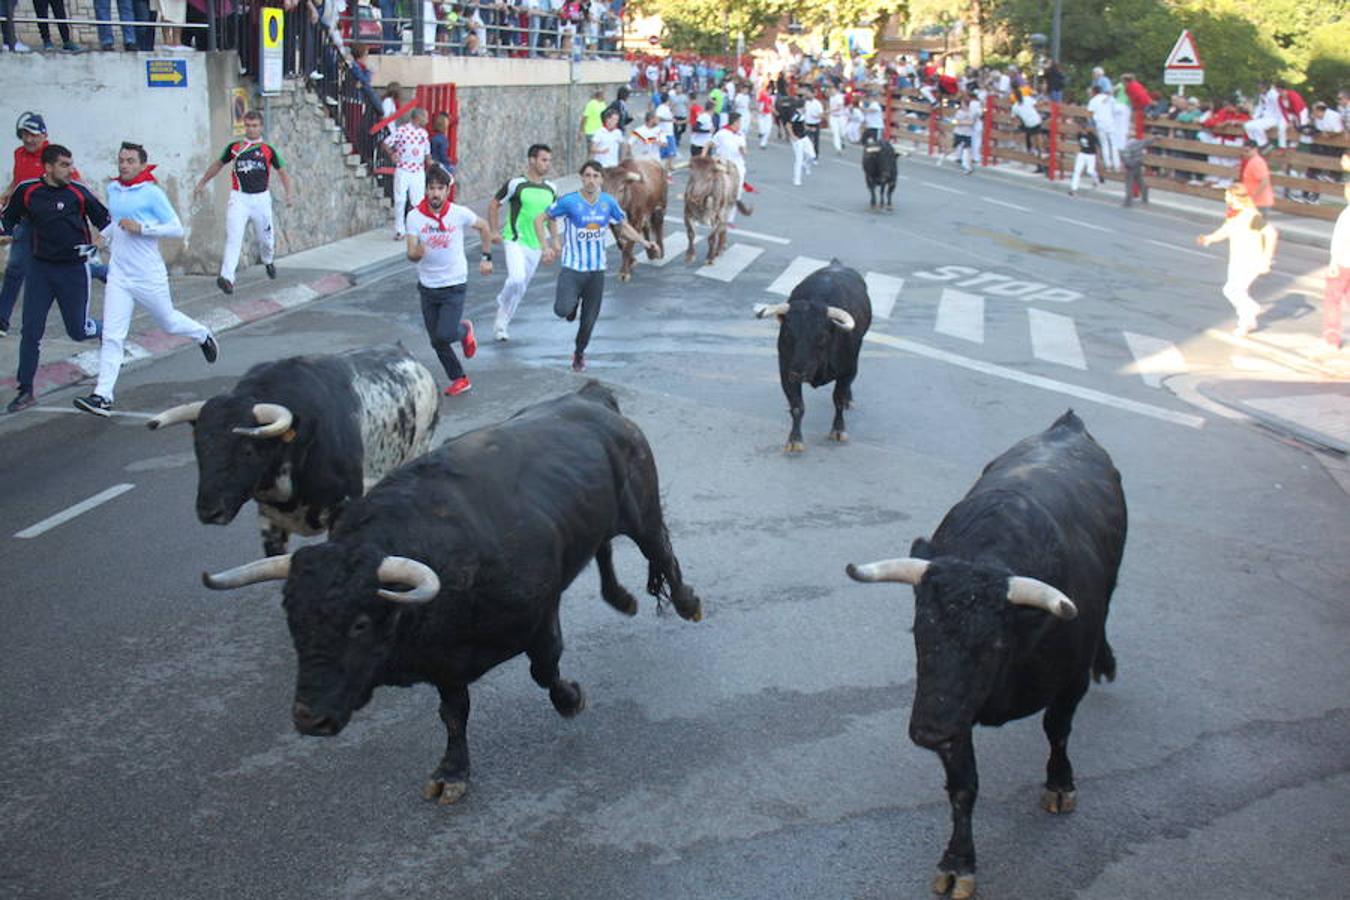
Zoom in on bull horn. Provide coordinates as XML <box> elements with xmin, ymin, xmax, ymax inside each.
<box><xmin>376</xmin><ymin>556</ymin><xmax>440</xmax><ymax>605</ymax></box>
<box><xmin>146</xmin><ymin>401</ymin><xmax>205</xmax><ymax>431</ymax></box>
<box><xmin>202</xmin><ymin>554</ymin><xmax>293</xmax><ymax>590</ymax></box>
<box><xmin>753</xmin><ymin>302</ymin><xmax>789</xmax><ymax>320</ymax></box>
<box><xmin>845</xmin><ymin>558</ymin><xmax>930</xmax><ymax>585</ymax></box>
<box><xmin>232</xmin><ymin>403</ymin><xmax>294</xmax><ymax>439</ymax></box>
<box><xmin>826</xmin><ymin>307</ymin><xmax>856</xmax><ymax>332</ymax></box>
<box><xmin>1006</xmin><ymin>576</ymin><xmax>1078</xmax><ymax>620</ymax></box>
<box><xmin>625</xmin><ymin>171</ymin><xmax>642</xmax><ymax>182</ymax></box>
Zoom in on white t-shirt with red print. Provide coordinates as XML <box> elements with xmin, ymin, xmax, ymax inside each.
<box><xmin>405</xmin><ymin>200</ymin><xmax>478</xmax><ymax>288</ymax></box>
<box><xmin>390</xmin><ymin>123</ymin><xmax>431</xmax><ymax>174</ymax></box>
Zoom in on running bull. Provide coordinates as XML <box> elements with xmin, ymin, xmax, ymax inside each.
<box><xmin>846</xmin><ymin>410</ymin><xmax>1127</xmax><ymax>900</ymax></box>
<box><xmin>148</xmin><ymin>346</ymin><xmax>438</xmax><ymax>556</ymax></box>
<box><xmin>683</xmin><ymin>155</ymin><xmax>748</xmax><ymax>266</ymax></box>
<box><xmin>201</xmin><ymin>382</ymin><xmax>703</xmax><ymax>804</ymax></box>
<box><xmin>603</xmin><ymin>158</ymin><xmax>666</xmax><ymax>282</ymax></box>
<box><xmin>753</xmin><ymin>258</ymin><xmax>872</xmax><ymax>452</ymax></box>
<box><xmin>861</xmin><ymin>134</ymin><xmax>897</xmax><ymax>209</ymax></box>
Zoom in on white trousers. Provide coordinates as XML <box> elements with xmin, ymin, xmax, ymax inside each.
<box><xmin>95</xmin><ymin>278</ymin><xmax>211</xmax><ymax>401</ymax></box>
<box><xmin>494</xmin><ymin>240</ymin><xmax>542</xmax><ymax>332</ymax></box>
<box><xmin>1070</xmin><ymin>152</ymin><xmax>1098</xmax><ymax>191</ymax></box>
<box><xmin>1222</xmin><ymin>269</ymin><xmax>1262</xmax><ymax>327</ymax></box>
<box><xmin>393</xmin><ymin>168</ymin><xmax>426</xmax><ymax>235</ymax></box>
<box><xmin>830</xmin><ymin>115</ymin><xmax>847</xmax><ymax>152</ymax></box>
<box><xmin>1095</xmin><ymin>123</ymin><xmax>1119</xmax><ymax>169</ymax></box>
<box><xmin>726</xmin><ymin>159</ymin><xmax>745</xmax><ymax>223</ymax></box>
<box><xmin>757</xmin><ymin>112</ymin><xmax>773</xmax><ymax>147</ymax></box>
<box><xmin>1244</xmin><ymin>115</ymin><xmax>1286</xmax><ymax>148</ymax></box>
<box><xmin>221</xmin><ymin>190</ymin><xmax>274</xmax><ymax>282</ymax></box>
<box><xmin>792</xmin><ymin>135</ymin><xmax>816</xmax><ymax>185</ymax></box>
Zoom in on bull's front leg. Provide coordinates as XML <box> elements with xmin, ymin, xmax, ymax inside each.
<box><xmin>783</xmin><ymin>377</ymin><xmax>806</xmax><ymax>454</ymax></box>
<box><xmin>649</xmin><ymin>210</ymin><xmax>665</xmax><ymax>259</ymax></box>
<box><xmin>527</xmin><ymin>609</ymin><xmax>586</xmax><ymax>718</ymax></box>
<box><xmin>886</xmin><ymin>182</ymin><xmax>896</xmax><ymax>208</ymax></box>
<box><xmin>868</xmin><ymin>181</ymin><xmax>877</xmax><ymax>208</ymax></box>
<box><xmin>829</xmin><ymin>375</ymin><xmax>854</xmax><ymax>443</ymax></box>
<box><xmin>684</xmin><ymin>212</ymin><xmax>697</xmax><ymax>263</ymax></box>
<box><xmin>1040</xmin><ymin>682</ymin><xmax>1088</xmax><ymax>814</ymax></box>
<box><xmin>707</xmin><ymin>222</ymin><xmax>724</xmax><ymax>265</ymax></box>
<box><xmin>425</xmin><ymin>683</ymin><xmax>471</xmax><ymax>805</ymax></box>
<box><xmin>933</xmin><ymin>736</ymin><xmax>980</xmax><ymax>900</ymax></box>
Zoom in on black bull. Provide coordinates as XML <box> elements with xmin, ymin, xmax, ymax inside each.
<box><xmin>202</xmin><ymin>382</ymin><xmax>702</xmax><ymax>804</ymax></box>
<box><xmin>847</xmin><ymin>410</ymin><xmax>1126</xmax><ymax>900</ymax></box>
<box><xmin>862</xmin><ymin>136</ymin><xmax>897</xmax><ymax>209</ymax></box>
<box><xmin>753</xmin><ymin>259</ymin><xmax>872</xmax><ymax>452</ymax></box>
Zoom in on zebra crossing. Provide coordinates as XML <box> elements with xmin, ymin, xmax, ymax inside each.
<box><xmin>624</xmin><ymin>243</ymin><xmax>1193</xmax><ymax>389</ymax></box>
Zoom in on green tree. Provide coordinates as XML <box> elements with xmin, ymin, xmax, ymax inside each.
<box><xmin>1303</xmin><ymin>19</ymin><xmax>1350</xmax><ymax>100</ymax></box>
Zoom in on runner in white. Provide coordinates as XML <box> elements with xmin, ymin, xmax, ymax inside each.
<box><xmin>828</xmin><ymin>85</ymin><xmax>847</xmax><ymax>154</ymax></box>
<box><xmin>487</xmin><ymin>144</ymin><xmax>556</xmax><ymax>341</ymax></box>
<box><xmin>75</xmin><ymin>142</ymin><xmax>217</xmax><ymax>417</ymax></box>
<box><xmin>589</xmin><ymin>107</ymin><xmax>626</xmax><ymax>167</ymax></box>
<box><xmin>861</xmin><ymin>92</ymin><xmax>884</xmax><ymax>142</ymax></box>
<box><xmin>628</xmin><ymin>110</ymin><xmax>664</xmax><ymax>162</ymax></box>
<box><xmin>1244</xmin><ymin>81</ymin><xmax>1285</xmax><ymax>149</ymax></box>
<box><xmin>709</xmin><ymin>111</ymin><xmax>748</xmax><ymax>223</ymax></box>
<box><xmin>385</xmin><ymin>107</ymin><xmax>432</xmax><ymax>239</ymax></box>
<box><xmin>193</xmin><ymin>110</ymin><xmax>293</xmax><ymax>294</ymax></box>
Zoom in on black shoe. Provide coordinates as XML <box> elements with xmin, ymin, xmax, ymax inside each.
<box><xmin>265</xmin><ymin>263</ymin><xmax>277</xmax><ymax>279</ymax></box>
<box><xmin>0</xmin><ymin>319</ymin><xmax>8</xmax><ymax>337</ymax></box>
<box><xmin>200</xmin><ymin>334</ymin><xmax>219</xmax><ymax>364</ymax></box>
<box><xmin>6</xmin><ymin>390</ymin><xmax>35</xmax><ymax>413</ymax></box>
<box><xmin>123</xmin><ymin>42</ymin><xmax>136</xmax><ymax>51</ymax></box>
<box><xmin>216</xmin><ymin>276</ymin><xmax>234</xmax><ymax>294</ymax></box>
<box><xmin>73</xmin><ymin>393</ymin><xmax>113</xmax><ymax>417</ymax></box>
<box><xmin>571</xmin><ymin>352</ymin><xmax>586</xmax><ymax>372</ymax></box>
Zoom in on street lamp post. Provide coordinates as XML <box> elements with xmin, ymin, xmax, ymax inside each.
<box><xmin>1051</xmin><ymin>0</ymin><xmax>1062</xmax><ymax>62</ymax></box>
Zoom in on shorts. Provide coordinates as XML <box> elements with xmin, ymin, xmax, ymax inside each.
<box><xmin>660</xmin><ymin>135</ymin><xmax>676</xmax><ymax>159</ymax></box>
<box><xmin>954</xmin><ymin>134</ymin><xmax>972</xmax><ymax>148</ymax></box>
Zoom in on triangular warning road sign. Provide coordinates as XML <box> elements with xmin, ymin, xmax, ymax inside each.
<box><xmin>1164</xmin><ymin>29</ymin><xmax>1203</xmax><ymax>69</ymax></box>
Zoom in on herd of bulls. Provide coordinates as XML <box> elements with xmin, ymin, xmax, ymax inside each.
<box><xmin>147</xmin><ymin>261</ymin><xmax>1127</xmax><ymax>900</ymax></box>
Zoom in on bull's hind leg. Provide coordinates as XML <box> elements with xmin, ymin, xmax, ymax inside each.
<box><xmin>259</xmin><ymin>514</ymin><xmax>289</xmax><ymax>557</ymax></box>
<box><xmin>527</xmin><ymin>610</ymin><xmax>586</xmax><ymax>718</ymax></box>
<box><xmin>649</xmin><ymin>210</ymin><xmax>665</xmax><ymax>259</ymax></box>
<box><xmin>783</xmin><ymin>378</ymin><xmax>806</xmax><ymax>453</ymax></box>
<box><xmin>684</xmin><ymin>214</ymin><xmax>697</xmax><ymax>263</ymax></box>
<box><xmin>425</xmin><ymin>683</ymin><xmax>471</xmax><ymax>805</ymax></box>
<box><xmin>828</xmin><ymin>375</ymin><xmax>855</xmax><ymax>443</ymax></box>
<box><xmin>596</xmin><ymin>540</ymin><xmax>639</xmax><ymax>616</ymax></box>
<box><xmin>632</xmin><ymin>525</ymin><xmax>702</xmax><ymax>622</ymax></box>
<box><xmin>1040</xmin><ymin>679</ymin><xmax>1089</xmax><ymax>814</ymax></box>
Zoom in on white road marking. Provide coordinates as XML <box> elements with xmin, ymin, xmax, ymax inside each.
<box><xmin>639</xmin><ymin>231</ymin><xmax>688</xmax><ymax>266</ymax></box>
<box><xmin>935</xmin><ymin>288</ymin><xmax>985</xmax><ymax>343</ymax></box>
<box><xmin>864</xmin><ymin>331</ymin><xmax>1205</xmax><ymax>428</ymax></box>
<box><xmin>1123</xmin><ymin>331</ymin><xmax>1188</xmax><ymax>387</ymax></box>
<box><xmin>695</xmin><ymin>243</ymin><xmax>763</xmax><ymax>282</ymax></box>
<box><xmin>1054</xmin><ymin>215</ymin><xmax>1112</xmax><ymax>233</ymax></box>
<box><xmin>1146</xmin><ymin>238</ymin><xmax>1212</xmax><ymax>260</ymax></box>
<box><xmin>33</xmin><ymin>406</ymin><xmax>156</xmax><ymax>419</ymax></box>
<box><xmin>767</xmin><ymin>256</ymin><xmax>831</xmax><ymax>296</ymax></box>
<box><xmin>865</xmin><ymin>272</ymin><xmax>905</xmax><ymax>319</ymax></box>
<box><xmin>921</xmin><ymin>182</ymin><xmax>966</xmax><ymax>196</ymax></box>
<box><xmin>15</xmin><ymin>483</ymin><xmax>136</xmax><ymax>539</ymax></box>
<box><xmin>661</xmin><ymin>215</ymin><xmax>790</xmax><ymax>245</ymax></box>
<box><xmin>986</xmin><ymin>197</ymin><xmax>1032</xmax><ymax>212</ymax></box>
<box><xmin>1028</xmin><ymin>308</ymin><xmax>1087</xmax><ymax>369</ymax></box>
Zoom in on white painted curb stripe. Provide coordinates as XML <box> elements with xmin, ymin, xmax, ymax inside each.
<box><xmin>15</xmin><ymin>483</ymin><xmax>136</xmax><ymax>539</ymax></box>
<box><xmin>1123</xmin><ymin>331</ymin><xmax>1187</xmax><ymax>387</ymax></box>
<box><xmin>200</xmin><ymin>307</ymin><xmax>245</xmax><ymax>333</ymax></box>
<box><xmin>1054</xmin><ymin>215</ymin><xmax>1112</xmax><ymax>233</ymax></box>
<box><xmin>986</xmin><ymin>197</ymin><xmax>1031</xmax><ymax>211</ymax></box>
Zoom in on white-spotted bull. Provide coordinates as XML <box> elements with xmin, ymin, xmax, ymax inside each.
<box><xmin>200</xmin><ymin>382</ymin><xmax>702</xmax><ymax>805</ymax></box>
<box><xmin>752</xmin><ymin>259</ymin><xmax>872</xmax><ymax>452</ymax></box>
<box><xmin>846</xmin><ymin>410</ymin><xmax>1127</xmax><ymax>900</ymax></box>
<box><xmin>603</xmin><ymin>158</ymin><xmax>666</xmax><ymax>282</ymax></box>
<box><xmin>148</xmin><ymin>346</ymin><xmax>438</xmax><ymax>556</ymax></box>
<box><xmin>862</xmin><ymin>134</ymin><xmax>897</xmax><ymax>209</ymax></box>
<box><xmin>683</xmin><ymin>155</ymin><xmax>748</xmax><ymax>266</ymax></box>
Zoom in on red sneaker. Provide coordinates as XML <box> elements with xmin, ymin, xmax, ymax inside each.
<box><xmin>444</xmin><ymin>376</ymin><xmax>472</xmax><ymax>396</ymax></box>
<box><xmin>743</xmin><ymin>181</ymin><xmax>756</xmax><ymax>193</ymax></box>
<box><xmin>461</xmin><ymin>320</ymin><xmax>477</xmax><ymax>358</ymax></box>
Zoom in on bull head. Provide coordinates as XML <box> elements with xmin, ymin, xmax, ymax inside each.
<box><xmin>845</xmin><ymin>557</ymin><xmax>1078</xmax><ymax>619</ymax></box>
<box><xmin>203</xmin><ymin>552</ymin><xmax>440</xmax><ymax>604</ymax></box>
<box><xmin>187</xmin><ymin>399</ymin><xmax>298</xmax><ymax>526</ymax></box>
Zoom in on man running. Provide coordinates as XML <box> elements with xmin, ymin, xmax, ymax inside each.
<box><xmin>193</xmin><ymin>110</ymin><xmax>293</xmax><ymax>295</ymax></box>
<box><xmin>589</xmin><ymin>108</ymin><xmax>626</xmax><ymax>167</ymax></box>
<box><xmin>801</xmin><ymin>86</ymin><xmax>824</xmax><ymax>157</ymax></box>
<box><xmin>405</xmin><ymin>165</ymin><xmax>493</xmax><ymax>397</ymax></box>
<box><xmin>384</xmin><ymin>108</ymin><xmax>432</xmax><ymax>240</ymax></box>
<box><xmin>827</xmin><ymin>85</ymin><xmax>848</xmax><ymax>154</ymax></box>
<box><xmin>74</xmin><ymin>142</ymin><xmax>218</xmax><ymax>417</ymax></box>
<box><xmin>487</xmin><ymin>143</ymin><xmax>556</xmax><ymax>342</ymax></box>
<box><xmin>534</xmin><ymin>159</ymin><xmax>654</xmax><ymax>372</ymax></box>
<box><xmin>0</xmin><ymin>144</ymin><xmax>106</xmax><ymax>413</ymax></box>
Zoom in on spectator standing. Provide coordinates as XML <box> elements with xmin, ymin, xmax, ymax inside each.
<box><xmin>405</xmin><ymin>165</ymin><xmax>491</xmax><ymax>397</ymax></box>
<box><xmin>193</xmin><ymin>110</ymin><xmax>293</xmax><ymax>294</ymax></box>
<box><xmin>430</xmin><ymin>110</ymin><xmax>455</xmax><ymax>173</ymax></box>
<box><xmin>32</xmin><ymin>0</ymin><xmax>83</xmax><ymax>51</ymax></box>
<box><xmin>1120</xmin><ymin>135</ymin><xmax>1155</xmax><ymax>206</ymax></box>
<box><xmin>95</xmin><ymin>0</ymin><xmax>150</xmax><ymax>51</ymax></box>
<box><xmin>1319</xmin><ymin>153</ymin><xmax>1350</xmax><ymax>351</ymax></box>
<box><xmin>535</xmin><ymin>159</ymin><xmax>653</xmax><ymax>372</ymax></box>
<box><xmin>1239</xmin><ymin>141</ymin><xmax>1275</xmax><ymax>212</ymax></box>
<box><xmin>1121</xmin><ymin>74</ymin><xmax>1151</xmax><ymax>138</ymax></box>
<box><xmin>383</xmin><ymin>108</ymin><xmax>433</xmax><ymax>240</ymax></box>
<box><xmin>487</xmin><ymin>144</ymin><xmax>555</xmax><ymax>342</ymax></box>
<box><xmin>1045</xmin><ymin>62</ymin><xmax>1065</xmax><ymax>102</ymax></box>
<box><xmin>1087</xmin><ymin>85</ymin><xmax>1118</xmax><ymax>170</ymax></box>
<box><xmin>0</xmin><ymin>144</ymin><xmax>105</xmax><ymax>413</ymax></box>
<box><xmin>75</xmin><ymin>142</ymin><xmax>217</xmax><ymax>417</ymax></box>
<box><xmin>1196</xmin><ymin>184</ymin><xmax>1277</xmax><ymax>336</ymax></box>
<box><xmin>1</xmin><ymin>112</ymin><xmax>63</xmax><ymax>337</ymax></box>
<box><xmin>1090</xmin><ymin>66</ymin><xmax>1112</xmax><ymax>96</ymax></box>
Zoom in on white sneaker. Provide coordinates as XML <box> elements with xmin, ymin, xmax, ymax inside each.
<box><xmin>494</xmin><ymin>327</ymin><xmax>508</xmax><ymax>342</ymax></box>
<box><xmin>12</xmin><ymin>41</ymin><xmax>32</xmax><ymax>53</ymax></box>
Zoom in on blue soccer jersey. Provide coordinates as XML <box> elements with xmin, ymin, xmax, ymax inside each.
<box><xmin>545</xmin><ymin>191</ymin><xmax>625</xmax><ymax>272</ymax></box>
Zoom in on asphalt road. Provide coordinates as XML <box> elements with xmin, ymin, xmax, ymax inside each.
<box><xmin>1</xmin><ymin>136</ymin><xmax>1347</xmax><ymax>900</ymax></box>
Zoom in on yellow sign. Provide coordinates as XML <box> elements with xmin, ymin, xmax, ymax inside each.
<box><xmin>146</xmin><ymin>58</ymin><xmax>186</xmax><ymax>86</ymax></box>
<box><xmin>262</xmin><ymin>8</ymin><xmax>283</xmax><ymax>50</ymax></box>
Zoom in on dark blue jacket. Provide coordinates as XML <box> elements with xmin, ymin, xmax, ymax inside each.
<box><xmin>1</xmin><ymin>178</ymin><xmax>111</xmax><ymax>264</ymax></box>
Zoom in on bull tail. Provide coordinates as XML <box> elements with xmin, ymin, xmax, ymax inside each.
<box><xmin>736</xmin><ymin>199</ymin><xmax>753</xmax><ymax>216</ymax></box>
<box><xmin>1092</xmin><ymin>638</ymin><xmax>1117</xmax><ymax>684</ymax></box>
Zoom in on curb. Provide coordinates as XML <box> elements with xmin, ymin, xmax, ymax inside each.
<box><xmin>2</xmin><ymin>271</ymin><xmax>355</xmax><ymax>396</ymax></box>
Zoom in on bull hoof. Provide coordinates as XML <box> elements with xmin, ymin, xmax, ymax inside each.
<box><xmin>684</xmin><ymin>251</ymin><xmax>695</xmax><ymax>264</ymax></box>
<box><xmin>619</xmin><ymin>271</ymin><xmax>631</xmax><ymax>283</ymax></box>
<box><xmin>672</xmin><ymin>585</ymin><xmax>703</xmax><ymax>622</ymax></box>
<box><xmin>1041</xmin><ymin>787</ymin><xmax>1077</xmax><ymax>814</ymax></box>
<box><xmin>931</xmin><ymin>871</ymin><xmax>975</xmax><ymax>899</ymax></box>
<box><xmin>784</xmin><ymin>440</ymin><xmax>805</xmax><ymax>454</ymax></box>
<box><xmin>551</xmin><ymin>680</ymin><xmax>586</xmax><ymax>718</ymax></box>
<box><xmin>423</xmin><ymin>778</ymin><xmax>468</xmax><ymax>805</ymax></box>
<box><xmin>604</xmin><ymin>587</ymin><xmax>639</xmax><ymax>616</ymax></box>
<box><xmin>828</xmin><ymin>430</ymin><xmax>849</xmax><ymax>443</ymax></box>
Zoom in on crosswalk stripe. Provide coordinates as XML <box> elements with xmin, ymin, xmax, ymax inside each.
<box><xmin>1123</xmin><ymin>331</ymin><xmax>1187</xmax><ymax>386</ymax></box>
<box><xmin>1028</xmin><ymin>308</ymin><xmax>1086</xmax><ymax>369</ymax></box>
<box><xmin>695</xmin><ymin>243</ymin><xmax>763</xmax><ymax>282</ymax></box>
<box><xmin>766</xmin><ymin>255</ymin><xmax>829</xmax><ymax>296</ymax></box>
<box><xmin>639</xmin><ymin>231</ymin><xmax>688</xmax><ymax>266</ymax></box>
<box><xmin>865</xmin><ymin>272</ymin><xmax>904</xmax><ymax>319</ymax></box>
<box><xmin>935</xmin><ymin>288</ymin><xmax>984</xmax><ymax>343</ymax></box>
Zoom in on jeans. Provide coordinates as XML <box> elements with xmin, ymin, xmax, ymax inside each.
<box><xmin>17</xmin><ymin>258</ymin><xmax>101</xmax><ymax>392</ymax></box>
<box><xmin>418</xmin><ymin>282</ymin><xmax>468</xmax><ymax>380</ymax></box>
<box><xmin>378</xmin><ymin>0</ymin><xmax>399</xmax><ymax>51</ymax></box>
<box><xmin>1</xmin><ymin>0</ymin><xmax>16</xmax><ymax>48</ymax></box>
<box><xmin>95</xmin><ymin>0</ymin><xmax>136</xmax><ymax>46</ymax></box>
<box><xmin>1123</xmin><ymin>164</ymin><xmax>1147</xmax><ymax>205</ymax></box>
<box><xmin>0</xmin><ymin>222</ymin><xmax>30</xmax><ymax>326</ymax></box>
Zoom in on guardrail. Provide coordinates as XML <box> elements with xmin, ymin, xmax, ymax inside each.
<box><xmin>885</xmin><ymin>92</ymin><xmax>1349</xmax><ymax>221</ymax></box>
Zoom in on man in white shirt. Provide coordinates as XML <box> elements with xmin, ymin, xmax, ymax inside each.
<box><xmin>405</xmin><ymin>165</ymin><xmax>493</xmax><ymax>397</ymax></box>
<box><xmin>827</xmin><ymin>85</ymin><xmax>847</xmax><ymax>154</ymax></box>
<box><xmin>1245</xmin><ymin>81</ymin><xmax>1285</xmax><ymax>149</ymax></box>
<box><xmin>628</xmin><ymin>110</ymin><xmax>664</xmax><ymax>162</ymax></box>
<box><xmin>1087</xmin><ymin>85</ymin><xmax>1118</xmax><ymax>169</ymax></box>
<box><xmin>862</xmin><ymin>92</ymin><xmax>884</xmax><ymax>142</ymax></box>
<box><xmin>383</xmin><ymin>108</ymin><xmax>432</xmax><ymax>239</ymax></box>
<box><xmin>1320</xmin><ymin>152</ymin><xmax>1350</xmax><ymax>351</ymax></box>
<box><xmin>801</xmin><ymin>87</ymin><xmax>825</xmax><ymax>157</ymax></box>
<box><xmin>710</xmin><ymin>111</ymin><xmax>749</xmax><ymax>223</ymax></box>
<box><xmin>1012</xmin><ymin>93</ymin><xmax>1045</xmax><ymax>171</ymax></box>
<box><xmin>589</xmin><ymin>108</ymin><xmax>626</xmax><ymax>166</ymax></box>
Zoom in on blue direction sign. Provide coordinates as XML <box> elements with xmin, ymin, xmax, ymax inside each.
<box><xmin>146</xmin><ymin>58</ymin><xmax>188</xmax><ymax>88</ymax></box>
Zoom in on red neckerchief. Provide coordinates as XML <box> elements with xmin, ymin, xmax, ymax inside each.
<box><xmin>115</xmin><ymin>164</ymin><xmax>157</xmax><ymax>187</ymax></box>
<box><xmin>1225</xmin><ymin>205</ymin><xmax>1240</xmax><ymax>218</ymax></box>
<box><xmin>416</xmin><ymin>198</ymin><xmax>452</xmax><ymax>229</ymax></box>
